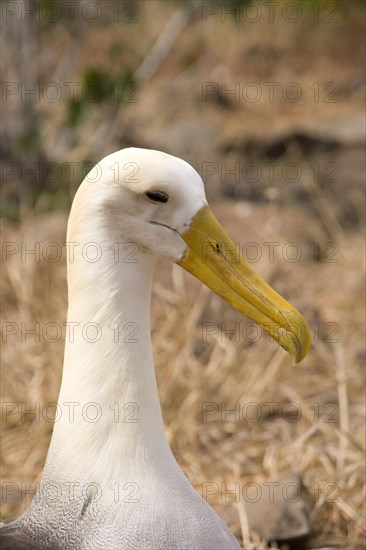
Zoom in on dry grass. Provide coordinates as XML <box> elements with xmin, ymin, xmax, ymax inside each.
<box><xmin>1</xmin><ymin>197</ymin><xmax>365</xmax><ymax>548</ymax></box>
<box><xmin>1</xmin><ymin>2</ymin><xmax>365</xmax><ymax>547</ymax></box>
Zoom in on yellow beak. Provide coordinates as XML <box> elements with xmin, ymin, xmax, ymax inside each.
<box><xmin>178</xmin><ymin>206</ymin><xmax>310</xmax><ymax>363</ymax></box>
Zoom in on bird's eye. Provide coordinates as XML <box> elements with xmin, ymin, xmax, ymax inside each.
<box><xmin>146</xmin><ymin>191</ymin><xmax>169</xmax><ymax>204</ymax></box>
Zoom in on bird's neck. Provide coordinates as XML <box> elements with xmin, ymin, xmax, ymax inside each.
<box><xmin>41</xmin><ymin>236</ymin><xmax>174</xmax><ymax>494</ymax></box>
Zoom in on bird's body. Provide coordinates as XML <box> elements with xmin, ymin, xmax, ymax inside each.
<box><xmin>1</xmin><ymin>148</ymin><xmax>309</xmax><ymax>549</ymax></box>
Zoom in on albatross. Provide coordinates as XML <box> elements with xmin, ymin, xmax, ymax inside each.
<box><xmin>1</xmin><ymin>148</ymin><xmax>310</xmax><ymax>549</ymax></box>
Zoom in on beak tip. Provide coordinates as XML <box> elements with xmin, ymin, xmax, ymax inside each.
<box><xmin>291</xmin><ymin>315</ymin><xmax>311</xmax><ymax>364</ymax></box>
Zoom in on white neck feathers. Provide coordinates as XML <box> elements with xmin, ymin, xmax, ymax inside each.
<box><xmin>42</xmin><ymin>187</ymin><xmax>173</xmax><ymax>492</ymax></box>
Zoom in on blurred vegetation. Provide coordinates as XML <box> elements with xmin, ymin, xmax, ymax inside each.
<box><xmin>1</xmin><ymin>0</ymin><xmax>365</xmax><ymax>224</ymax></box>
<box><xmin>1</xmin><ymin>1</ymin><xmax>365</xmax><ymax>547</ymax></box>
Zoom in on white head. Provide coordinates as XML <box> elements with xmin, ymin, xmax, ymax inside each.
<box><xmin>68</xmin><ymin>147</ymin><xmax>207</xmax><ymax>263</ymax></box>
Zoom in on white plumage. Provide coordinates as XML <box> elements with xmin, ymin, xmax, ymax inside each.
<box><xmin>1</xmin><ymin>148</ymin><xmax>309</xmax><ymax>549</ymax></box>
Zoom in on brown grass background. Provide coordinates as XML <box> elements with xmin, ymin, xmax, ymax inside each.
<box><xmin>1</xmin><ymin>1</ymin><xmax>365</xmax><ymax>548</ymax></box>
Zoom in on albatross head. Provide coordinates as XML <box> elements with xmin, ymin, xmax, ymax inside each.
<box><xmin>71</xmin><ymin>147</ymin><xmax>310</xmax><ymax>363</ymax></box>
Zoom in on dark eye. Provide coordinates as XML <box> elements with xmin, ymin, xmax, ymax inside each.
<box><xmin>146</xmin><ymin>191</ymin><xmax>169</xmax><ymax>204</ymax></box>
